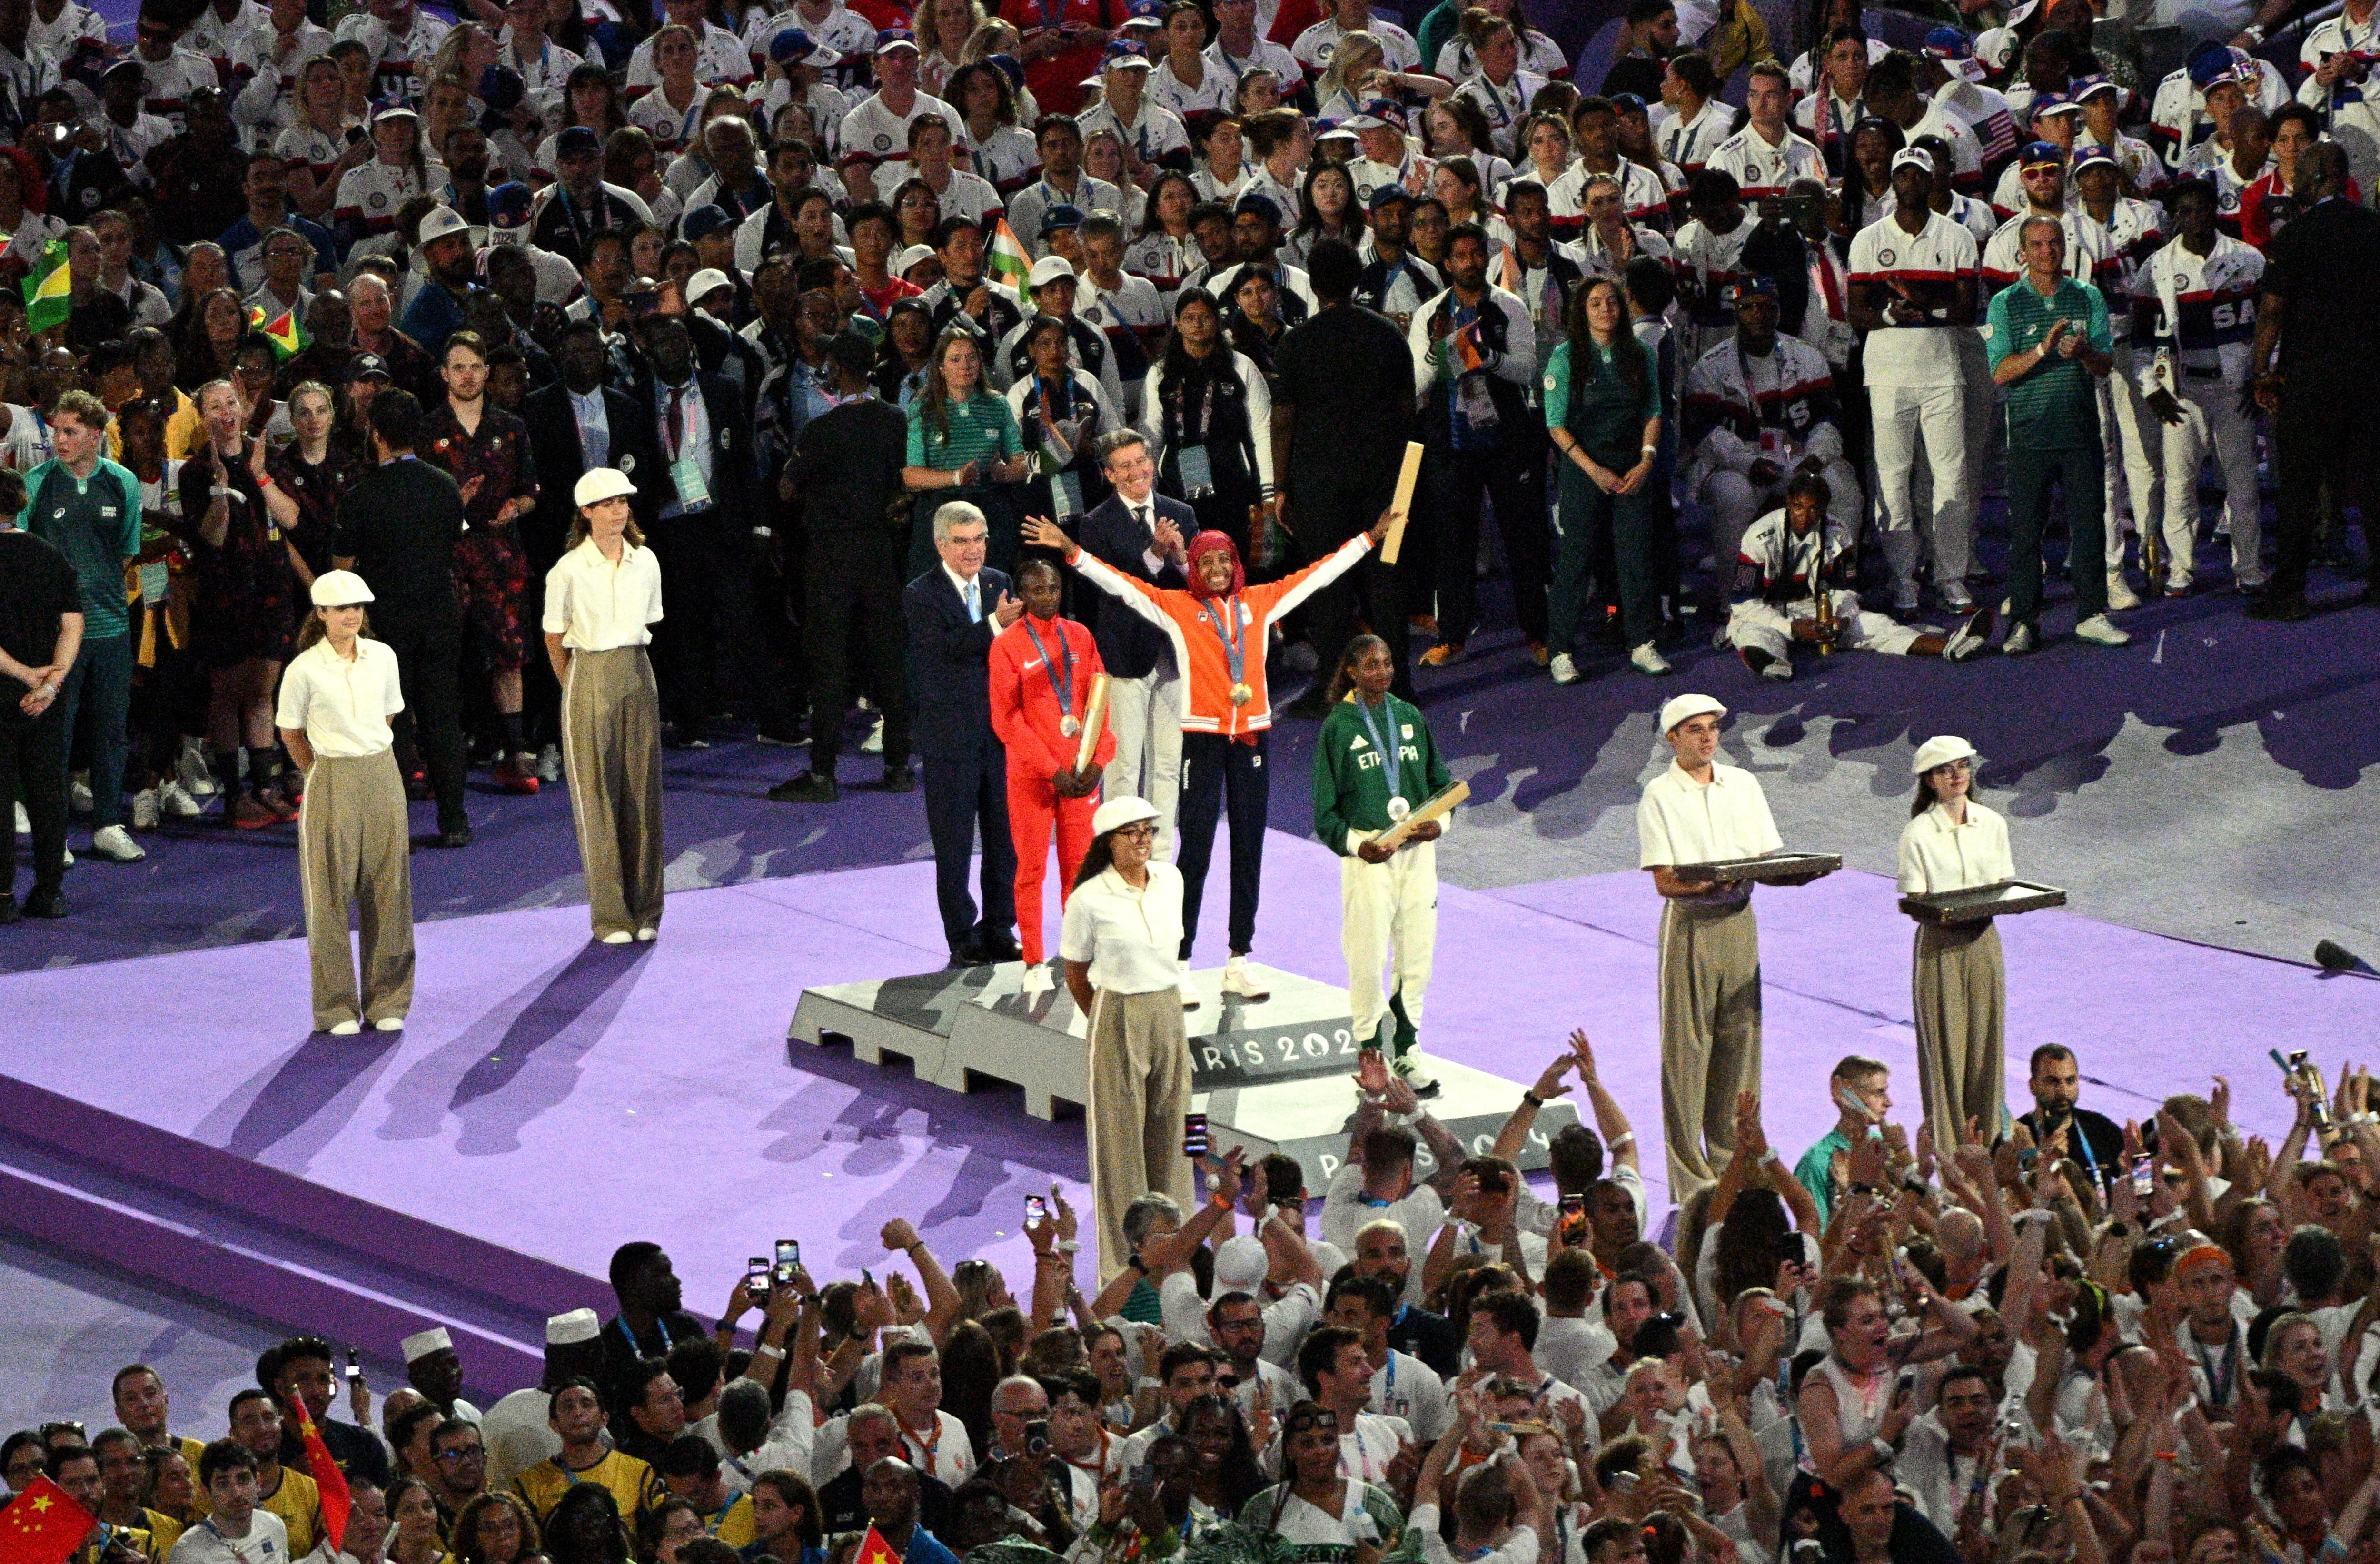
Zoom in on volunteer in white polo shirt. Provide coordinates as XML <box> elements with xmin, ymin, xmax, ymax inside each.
<box><xmin>276</xmin><ymin>568</ymin><xmax>414</xmax><ymax>1037</ymax></box>
<box><xmin>544</xmin><ymin>467</ymin><xmax>667</xmax><ymax>947</ymax></box>
<box><xmin>1897</xmin><ymin>735</ymin><xmax>2015</xmax><ymax>1152</ymax></box>
<box><xmin>1060</xmin><ymin>795</ymin><xmax>1194</xmax><ymax>1281</ymax></box>
<box><xmin>1636</xmin><ymin>693</ymin><xmax>1827</xmax><ymax>1200</ymax></box>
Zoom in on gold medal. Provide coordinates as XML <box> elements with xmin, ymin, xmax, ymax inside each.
<box><xmin>1229</xmin><ymin>682</ymin><xmax>1253</xmax><ymax>706</ymax></box>
<box><xmin>1060</xmin><ymin>715</ymin><xmax>1081</xmax><ymax>738</ymax></box>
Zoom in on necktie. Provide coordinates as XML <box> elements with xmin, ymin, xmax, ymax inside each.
<box><xmin>664</xmin><ymin>384</ymin><xmax>685</xmax><ymax>458</ymax></box>
<box><xmin>965</xmin><ymin>580</ymin><xmax>980</xmax><ymax>622</ymax></box>
<box><xmin>1137</xmin><ymin>505</ymin><xmax>1151</xmax><ymax>535</ymax></box>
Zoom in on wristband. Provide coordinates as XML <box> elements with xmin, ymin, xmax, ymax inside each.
<box><xmin>1641</xmin><ymin>445</ymin><xmax>1657</xmax><ymax>456</ymax></box>
<box><xmin>1210</xmin><ymin>1191</ymin><xmax>1234</xmax><ymax>1209</ymax></box>
<box><xmin>1610</xmin><ymin>1132</ymin><xmax>1635</xmax><ymax>1149</ymax></box>
<box><xmin>1761</xmin><ymin>1149</ymin><xmax>1781</xmax><ymax>1168</ymax></box>
<box><xmin>1521</xmin><ymin>1090</ymin><xmax>1544</xmax><ymax>1108</ymax></box>
<box><xmin>1056</xmin><ymin>1240</ymin><xmax>1081</xmax><ymax>1254</ymax></box>
<box><xmin>754</xmin><ymin>1344</ymin><xmax>785</xmax><ymax>1360</ymax></box>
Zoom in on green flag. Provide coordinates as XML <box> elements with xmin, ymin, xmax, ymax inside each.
<box><xmin>22</xmin><ymin>239</ymin><xmax>68</xmax><ymax>335</ymax></box>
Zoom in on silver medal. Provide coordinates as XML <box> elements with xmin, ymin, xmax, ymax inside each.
<box><xmin>1386</xmin><ymin>797</ymin><xmax>1411</xmax><ymax>822</ymax></box>
<box><xmin>1060</xmin><ymin>715</ymin><xmax>1081</xmax><ymax>738</ymax></box>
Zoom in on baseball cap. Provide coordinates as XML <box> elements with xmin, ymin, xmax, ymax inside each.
<box><xmin>2019</xmin><ymin>139</ymin><xmax>2065</xmax><ymax>169</ymax></box>
<box><xmin>100</xmin><ymin>57</ymin><xmax>142</xmax><ymax>85</ymax></box>
<box><xmin>681</xmin><ymin>203</ymin><xmax>736</xmax><ymax>241</ymax></box>
<box><xmin>373</xmin><ymin>103</ymin><xmax>418</xmax><ymax>125</ymax></box>
<box><xmin>1314</xmin><ymin>122</ymin><xmax>1360</xmax><ymax>143</ymax></box>
<box><xmin>308</xmin><ymin>569</ymin><xmax>374</xmax><ymax>607</ymax></box>
<box><xmin>1889</xmin><ymin>146</ymin><xmax>1934</xmax><ymax>174</ymax></box>
<box><xmin>1728</xmin><ymin>276</ymin><xmax>1778</xmax><ymax>304</ymax></box>
<box><xmin>1608</xmin><ymin>92</ymin><xmax>1649</xmax><ymax>115</ymax></box>
<box><xmin>351</xmin><ymin>353</ymin><xmax>391</xmax><ymax>381</ymax></box>
<box><xmin>1028</xmin><ymin>253</ymin><xmax>1076</xmax><ymax>288</ymax></box>
<box><xmin>477</xmin><ymin>63</ymin><xmax>526</xmax><ymax>114</ymax></box>
<box><xmin>2072</xmin><ymin>72</ymin><xmax>2120</xmax><ymax>101</ymax></box>
<box><xmin>1091</xmin><ymin>796</ymin><xmax>1162</xmax><ymax>835</ymax></box>
<box><xmin>573</xmin><ymin>467</ymin><xmax>638</xmax><ymax>507</ymax></box>
<box><xmin>555</xmin><ymin>123</ymin><xmax>602</xmax><ymax>158</ymax></box>
<box><xmin>1658</xmin><ymin>694</ymin><xmax>1726</xmax><ymax>735</ymax></box>
<box><xmin>896</xmin><ymin>244</ymin><xmax>938</xmax><ymax>274</ymax></box>
<box><xmin>1365</xmin><ymin>183</ymin><xmax>1414</xmax><ymax>210</ymax></box>
<box><xmin>416</xmin><ymin>205</ymin><xmax>470</xmax><ymax>246</ymax></box>
<box><xmin>1038</xmin><ymin>203</ymin><xmax>1083</xmax><ymax>237</ymax></box>
<box><xmin>875</xmin><ymin>26</ymin><xmax>917</xmax><ymax>53</ymax></box>
<box><xmin>770</xmin><ymin>26</ymin><xmax>839</xmax><ymax>66</ymax></box>
<box><xmin>487</xmin><ymin>181</ymin><xmax>534</xmax><ymax>230</ymax></box>
<box><xmin>2185</xmin><ymin>38</ymin><xmax>2240</xmax><ymax>89</ymax></box>
<box><xmin>685</xmin><ymin>267</ymin><xmax>735</xmax><ymax>302</ymax></box>
<box><xmin>1101</xmin><ymin>38</ymin><xmax>1152</xmax><ymax>68</ymax></box>
<box><xmin>1911</xmin><ymin>735</ymin><xmax>1979</xmax><ymax>775</ymax></box>
<box><xmin>1922</xmin><ymin>24</ymin><xmax>1972</xmax><ymax>59</ymax></box>
<box><xmin>2030</xmin><ymin>93</ymin><xmax>2080</xmax><ymax>120</ymax></box>
<box><xmin>2072</xmin><ymin>148</ymin><xmax>2119</xmax><ymax>176</ymax></box>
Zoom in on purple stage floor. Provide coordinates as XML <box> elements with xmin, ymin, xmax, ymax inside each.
<box><xmin>0</xmin><ymin>827</ymin><xmax>2355</xmax><ymax>1314</ymax></box>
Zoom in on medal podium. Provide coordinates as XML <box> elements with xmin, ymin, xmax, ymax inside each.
<box><xmin>789</xmin><ymin>961</ymin><xmax>1578</xmax><ymax>1180</ymax></box>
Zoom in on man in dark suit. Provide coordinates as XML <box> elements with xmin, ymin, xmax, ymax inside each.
<box><xmin>1074</xmin><ymin>429</ymin><xmax>1190</xmax><ymax>858</ymax></box>
<box><xmin>1273</xmin><ymin>238</ymin><xmax>1418</xmax><ymax>712</ymax></box>
<box><xmin>521</xmin><ymin>319</ymin><xmax>663</xmax><ymax>775</ymax></box>
<box><xmin>769</xmin><ymin>329</ymin><xmax>915</xmax><ymax>803</ymax></box>
<box><xmin>904</xmin><ymin>501</ymin><xmax>1023</xmax><ymax>967</ymax></box>
<box><xmin>632</xmin><ymin>312</ymin><xmax>763</xmax><ymax>748</ymax></box>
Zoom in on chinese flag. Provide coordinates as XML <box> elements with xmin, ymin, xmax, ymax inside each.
<box><xmin>0</xmin><ymin>1477</ymin><xmax>94</xmax><ymax>1564</ymax></box>
<box><xmin>290</xmin><ymin>1401</ymin><xmax>352</xmax><ymax>1554</ymax></box>
<box><xmin>854</xmin><ymin>1527</ymin><xmax>903</xmax><ymax>1564</ymax></box>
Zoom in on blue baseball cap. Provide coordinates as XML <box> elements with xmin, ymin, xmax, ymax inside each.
<box><xmin>1101</xmin><ymin>37</ymin><xmax>1152</xmax><ymax>67</ymax></box>
<box><xmin>874</xmin><ymin>27</ymin><xmax>917</xmax><ymax>53</ymax></box>
<box><xmin>2018</xmin><ymin>139</ymin><xmax>2065</xmax><ymax>168</ymax></box>
<box><xmin>1039</xmin><ymin>203</ymin><xmax>1084</xmax><ymax>236</ymax></box>
<box><xmin>2185</xmin><ymin>39</ymin><xmax>2240</xmax><ymax>89</ymax></box>
<box><xmin>487</xmin><ymin>180</ymin><xmax>534</xmax><ymax>229</ymax></box>
<box><xmin>682</xmin><ymin>203</ymin><xmax>736</xmax><ymax>240</ymax></box>
<box><xmin>555</xmin><ymin>123</ymin><xmax>601</xmax><ymax>158</ymax></box>
<box><xmin>1366</xmin><ymin>183</ymin><xmax>1415</xmax><ymax>210</ymax></box>
<box><xmin>1923</xmin><ymin>25</ymin><xmax>1972</xmax><ymax>58</ymax></box>
<box><xmin>1609</xmin><ymin>92</ymin><xmax>1649</xmax><ymax>115</ymax></box>
<box><xmin>477</xmin><ymin>63</ymin><xmax>525</xmax><ymax>113</ymax></box>
<box><xmin>1728</xmin><ymin>276</ymin><xmax>1778</xmax><ymax>305</ymax></box>
<box><xmin>771</xmin><ymin>27</ymin><xmax>840</xmax><ymax>66</ymax></box>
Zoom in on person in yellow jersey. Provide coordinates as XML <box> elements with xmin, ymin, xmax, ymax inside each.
<box><xmin>510</xmin><ymin>1379</ymin><xmax>664</xmax><ymax>1527</ymax></box>
<box><xmin>112</xmin><ymin>1366</ymin><xmax>208</xmax><ymax>1472</ymax></box>
<box><xmin>93</xmin><ymin>1430</ymin><xmax>183</xmax><ymax>1550</ymax></box>
<box><xmin>224</xmin><ymin>1392</ymin><xmax>321</xmax><ymax>1558</ymax></box>
<box><xmin>52</xmin><ymin>1443</ymin><xmax>165</xmax><ymax>1564</ymax></box>
<box><xmin>168</xmin><ymin>1444</ymin><xmax>287</xmax><ymax>1564</ymax></box>
<box><xmin>1897</xmin><ymin>735</ymin><xmax>2015</xmax><ymax>1152</ymax></box>
<box><xmin>654</xmin><ymin>1438</ymin><xmax>755</xmax><ymax>1548</ymax></box>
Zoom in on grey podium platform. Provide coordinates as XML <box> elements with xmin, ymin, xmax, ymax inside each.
<box><xmin>789</xmin><ymin>961</ymin><xmax>1577</xmax><ymax>1180</ymax></box>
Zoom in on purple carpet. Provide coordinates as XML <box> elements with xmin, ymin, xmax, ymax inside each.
<box><xmin>0</xmin><ymin>826</ymin><xmax>2353</xmax><ymax>1318</ymax></box>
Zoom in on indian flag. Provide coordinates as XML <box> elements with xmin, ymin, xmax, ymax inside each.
<box><xmin>988</xmin><ymin>216</ymin><xmax>1031</xmax><ymax>291</ymax></box>
<box><xmin>263</xmin><ymin>307</ymin><xmax>311</xmax><ymax>362</ymax></box>
<box><xmin>21</xmin><ymin>238</ymin><xmax>68</xmax><ymax>335</ymax></box>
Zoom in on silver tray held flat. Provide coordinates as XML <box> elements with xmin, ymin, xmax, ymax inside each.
<box><xmin>1900</xmin><ymin>879</ymin><xmax>2069</xmax><ymax>924</ymax></box>
<box><xmin>1675</xmin><ymin>851</ymin><xmax>1844</xmax><ymax>885</ymax></box>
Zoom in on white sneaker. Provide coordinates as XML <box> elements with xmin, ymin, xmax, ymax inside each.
<box><xmin>59</xmin><ymin>846</ymin><xmax>72</xmax><ymax>868</ymax></box>
<box><xmin>12</xmin><ymin>802</ymin><xmax>25</xmax><ymax>834</ymax></box>
<box><xmin>1220</xmin><ymin>957</ymin><xmax>1270</xmax><ymax>1001</ymax></box>
<box><xmin>2074</xmin><ymin>613</ymin><xmax>2132</xmax><ymax>646</ymax></box>
<box><xmin>1758</xmin><ymin>655</ymin><xmax>1793</xmax><ymax>682</ymax></box>
<box><xmin>176</xmin><ymin>740</ymin><xmax>217</xmax><ymax>798</ymax></box>
<box><xmin>535</xmin><ymin>743</ymin><xmax>562</xmax><ymax>783</ymax></box>
<box><xmin>1393</xmin><ymin>1052</ymin><xmax>1441</xmax><ymax>1097</ymax></box>
<box><xmin>1020</xmin><ymin>963</ymin><xmax>1054</xmax><ymax>997</ymax></box>
<box><xmin>327</xmin><ymin>1020</ymin><xmax>362</xmax><ymax>1036</ymax></box>
<box><xmin>599</xmin><ymin>930</ymin><xmax>634</xmax><ymax>944</ymax></box>
<box><xmin>635</xmin><ymin>927</ymin><xmax>658</xmax><ymax>942</ymax></box>
<box><xmin>1178</xmin><ymin>959</ymin><xmax>1200</xmax><ymax>1010</ymax></box>
<box><xmin>69</xmin><ymin>772</ymin><xmax>92</xmax><ymax>812</ymax></box>
<box><xmin>89</xmin><ymin>825</ymin><xmax>145</xmax><ymax>863</ymax></box>
<box><xmin>374</xmin><ymin>1017</ymin><xmax>406</xmax><ymax>1032</ymax></box>
<box><xmin>1549</xmin><ymin>651</ymin><xmax>1581</xmax><ymax>685</ymax></box>
<box><xmin>132</xmin><ymin>789</ymin><xmax>159</xmax><ymax>829</ymax></box>
<box><xmin>1630</xmin><ymin>643</ymin><xmax>1672</xmax><ymax>675</ymax></box>
<box><xmin>861</xmin><ymin>717</ymin><xmax>885</xmax><ymax>755</ymax></box>
<box><xmin>2003</xmin><ymin>623</ymin><xmax>2038</xmax><ymax>656</ymax></box>
<box><xmin>158</xmin><ymin>779</ymin><xmax>204</xmax><ymax>818</ymax></box>
<box><xmin>1943</xmin><ymin>606</ymin><xmax>1994</xmax><ymax>663</ymax></box>
<box><xmin>2104</xmin><ymin>572</ymin><xmax>2141</xmax><ymax>611</ymax></box>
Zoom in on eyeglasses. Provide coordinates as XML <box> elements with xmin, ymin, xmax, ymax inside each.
<box><xmin>435</xmin><ymin>1447</ymin><xmax>486</xmax><ymax>1463</ymax></box>
<box><xmin>1112</xmin><ymin>824</ymin><xmax>1158</xmax><ymax>841</ymax></box>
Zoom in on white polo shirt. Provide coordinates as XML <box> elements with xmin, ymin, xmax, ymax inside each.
<box><xmin>1059</xmin><ymin>862</ymin><xmax>1187</xmax><ymax>994</ymax></box>
<box><xmin>1846</xmin><ymin>210</ymin><xmax>1979</xmax><ymax>389</ymax></box>
<box><xmin>544</xmin><ymin>537</ymin><xmax>665</xmax><ymax>651</ymax></box>
<box><xmin>1896</xmin><ymin>800</ymin><xmax>2014</xmax><ymax>894</ymax></box>
<box><xmin>275</xmin><ymin>636</ymin><xmax>404</xmax><ymax>760</ymax></box>
<box><xmin>1636</xmin><ymin>759</ymin><xmax>1782</xmax><ymax>870</ymax></box>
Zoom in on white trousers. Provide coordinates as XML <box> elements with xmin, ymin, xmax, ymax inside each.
<box><xmin>1870</xmin><ymin>382</ymin><xmax>1974</xmax><ymax>597</ymax></box>
<box><xmin>2156</xmin><ymin>372</ymin><xmax>2264</xmax><ymax>588</ymax></box>
<box><xmin>2099</xmin><ymin>341</ymin><xmax>2162</xmax><ymax>562</ymax></box>
<box><xmin>1726</xmin><ymin>590</ymin><xmax>1923</xmax><ymax>663</ymax></box>
<box><xmin>1101</xmin><ymin>665</ymin><xmax>1184</xmax><ymax>861</ymax></box>
<box><xmin>1698</xmin><ymin>457</ymin><xmax>1863</xmax><ymax>574</ymax></box>
<box><xmin>1955</xmin><ymin>329</ymin><xmax>2001</xmax><ymax>507</ymax></box>
<box><xmin>1340</xmin><ymin>833</ymin><xmax>1438</xmax><ymax>1046</ymax></box>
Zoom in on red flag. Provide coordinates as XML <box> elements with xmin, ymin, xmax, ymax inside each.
<box><xmin>290</xmin><ymin>1400</ymin><xmax>352</xmax><ymax>1554</ymax></box>
<box><xmin>0</xmin><ymin>1478</ymin><xmax>95</xmax><ymax>1564</ymax></box>
<box><xmin>854</xmin><ymin>1527</ymin><xmax>903</xmax><ymax>1564</ymax></box>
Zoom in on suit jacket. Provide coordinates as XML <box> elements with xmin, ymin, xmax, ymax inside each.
<box><xmin>521</xmin><ymin>381</ymin><xmax>663</xmax><ymax>572</ymax></box>
<box><xmin>628</xmin><ymin>369</ymin><xmax>760</xmax><ymax>526</ymax></box>
<box><xmin>905</xmin><ymin>564</ymin><xmax>1012</xmax><ymax>760</ymax></box>
<box><xmin>1075</xmin><ymin>493</ymin><xmax>1190</xmax><ymax>681</ymax></box>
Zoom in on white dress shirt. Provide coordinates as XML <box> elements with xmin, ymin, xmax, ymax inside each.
<box><xmin>543</xmin><ymin>537</ymin><xmax>664</xmax><ymax>650</ymax></box>
<box><xmin>1058</xmin><ymin>861</ymin><xmax>1186</xmax><ymax>995</ymax></box>
<box><xmin>568</xmin><ymin>386</ymin><xmax>611</xmax><ymax>469</ymax></box>
<box><xmin>1896</xmin><ymin>800</ymin><xmax>2014</xmax><ymax>894</ymax></box>
<box><xmin>275</xmin><ymin>636</ymin><xmax>404</xmax><ymax>759</ymax></box>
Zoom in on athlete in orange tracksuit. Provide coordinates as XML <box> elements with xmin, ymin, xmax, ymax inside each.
<box><xmin>989</xmin><ymin>558</ymin><xmax>1118</xmax><ymax>992</ymax></box>
<box><xmin>1025</xmin><ymin>505</ymin><xmax>1397</xmax><ymax>1001</ymax></box>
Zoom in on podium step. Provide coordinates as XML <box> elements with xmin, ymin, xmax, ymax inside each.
<box><xmin>791</xmin><ymin>962</ymin><xmax>1577</xmax><ymax>1173</ymax></box>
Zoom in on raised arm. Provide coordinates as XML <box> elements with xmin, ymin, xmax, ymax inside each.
<box><xmin>882</xmin><ymin>1219</ymin><xmax>964</xmax><ymax>1346</ymax></box>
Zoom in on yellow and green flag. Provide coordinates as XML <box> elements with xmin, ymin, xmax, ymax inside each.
<box><xmin>263</xmin><ymin>307</ymin><xmax>311</xmax><ymax>361</ymax></box>
<box><xmin>21</xmin><ymin>239</ymin><xmax>68</xmax><ymax>334</ymax></box>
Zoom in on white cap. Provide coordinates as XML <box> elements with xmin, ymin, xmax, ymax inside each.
<box><xmin>684</xmin><ymin>267</ymin><xmax>734</xmax><ymax>303</ymax></box>
<box><xmin>1657</xmin><ymin>693</ymin><xmax>1726</xmax><ymax>735</ymax></box>
<box><xmin>894</xmin><ymin>244</ymin><xmax>938</xmax><ymax>275</ymax></box>
<box><xmin>1890</xmin><ymin>146</ymin><xmax>1934</xmax><ymax>175</ymax></box>
<box><xmin>309</xmin><ymin>568</ymin><xmax>374</xmax><ymax>607</ymax></box>
<box><xmin>1910</xmin><ymin>735</ymin><xmax>1980</xmax><ymax>775</ymax></box>
<box><xmin>546</xmin><ymin>1308</ymin><xmax>601</xmax><ymax>1346</ymax></box>
<box><xmin>400</xmin><ymin>1327</ymin><xmax>454</xmax><ymax>1363</ymax></box>
<box><xmin>574</xmin><ymin>467</ymin><xmax>638</xmax><ymax>507</ymax></box>
<box><xmin>416</xmin><ymin>205</ymin><xmax>470</xmax><ymax>247</ymax></box>
<box><xmin>1212</xmin><ymin>1235</ymin><xmax>1268</xmax><ymax>1291</ymax></box>
<box><xmin>1027</xmin><ymin>253</ymin><xmax>1075</xmax><ymax>289</ymax></box>
<box><xmin>1091</xmin><ymin>795</ymin><xmax>1161</xmax><ymax>836</ymax></box>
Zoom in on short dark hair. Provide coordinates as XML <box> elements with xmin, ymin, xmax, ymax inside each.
<box><xmin>1544</xmin><ymin>1250</ymin><xmax>1599</xmax><ymax>1313</ymax></box>
<box><xmin>658</xmin><ymin>1433</ymin><xmax>720</xmax><ymax>1479</ymax></box>
<box><xmin>846</xmin><ymin>200</ymin><xmax>898</xmax><ymax>239</ymax></box>
<box><xmin>1625</xmin><ymin>0</ymin><xmax>1673</xmax><ymax>24</ymax></box>
<box><xmin>1472</xmin><ymin>1289</ymin><xmax>1540</xmax><ymax>1351</ymax></box>
<box><xmin>198</xmin><ymin>1438</ymin><xmax>257</xmax><ymax>1487</ymax></box>
<box><xmin>2028</xmin><ymin>1043</ymin><xmax>2075</xmax><ymax>1075</ymax></box>
<box><xmin>369</xmin><ymin>388</ymin><xmax>426</xmax><ymax>450</ymax></box>
<box><xmin>1324</xmin><ymin>1275</ymin><xmax>1398</xmax><ymax>1323</ymax></box>
<box><xmin>547</xmin><ymin>1375</ymin><xmax>604</xmax><ymax>1419</ymax></box>
<box><xmin>1305</xmin><ymin>238</ymin><xmax>1362</xmax><ymax>302</ymax></box>
<box><xmin>389</xmin><ymin>1401</ymin><xmax>444</xmax><ymax>1454</ymax></box>
<box><xmin>1295</xmin><ymin>1326</ymin><xmax>1364</xmax><ymax>1395</ymax></box>
<box><xmin>44</xmin><ymin>1445</ymin><xmax>97</xmax><ymax>1481</ymax></box>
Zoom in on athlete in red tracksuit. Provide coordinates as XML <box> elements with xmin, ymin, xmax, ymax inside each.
<box><xmin>990</xmin><ymin>559</ymin><xmax>1118</xmax><ymax>985</ymax></box>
